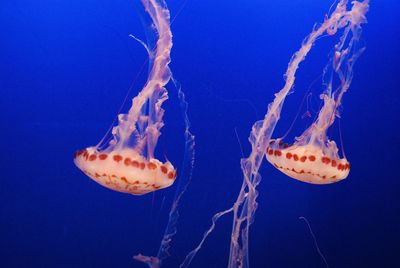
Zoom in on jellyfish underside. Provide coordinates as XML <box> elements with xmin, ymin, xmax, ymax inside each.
<box><xmin>74</xmin><ymin>148</ymin><xmax>176</xmax><ymax>195</ymax></box>
<box><xmin>266</xmin><ymin>140</ymin><xmax>350</xmax><ymax>184</ymax></box>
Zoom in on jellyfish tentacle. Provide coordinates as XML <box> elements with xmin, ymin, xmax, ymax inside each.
<box><xmin>129</xmin><ymin>34</ymin><xmax>154</xmax><ymax>58</ymax></box>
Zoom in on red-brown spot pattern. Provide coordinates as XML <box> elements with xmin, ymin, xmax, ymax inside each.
<box><xmin>148</xmin><ymin>163</ymin><xmax>157</xmax><ymax>170</ymax></box>
<box><xmin>273</xmin><ymin>163</ymin><xmax>339</xmax><ymax>181</ymax></box>
<box><xmin>99</xmin><ymin>154</ymin><xmax>108</xmax><ymax>160</ymax></box>
<box><xmin>168</xmin><ymin>171</ymin><xmax>176</xmax><ymax>179</ymax></box>
<box><xmin>161</xmin><ymin>166</ymin><xmax>168</xmax><ymax>173</ymax></box>
<box><xmin>131</xmin><ymin>160</ymin><xmax>139</xmax><ymax>168</ymax></box>
<box><xmin>321</xmin><ymin>157</ymin><xmax>331</xmax><ymax>164</ymax></box>
<box><xmin>124</xmin><ymin>158</ymin><xmax>131</xmax><ymax>166</ymax></box>
<box><xmin>77</xmin><ymin>150</ymin><xmax>178</xmax><ymax>190</ymax></box>
<box><xmin>113</xmin><ymin>155</ymin><xmax>123</xmax><ymax>162</ymax></box>
<box><xmin>265</xmin><ymin>144</ymin><xmax>350</xmax><ymax>175</ymax></box>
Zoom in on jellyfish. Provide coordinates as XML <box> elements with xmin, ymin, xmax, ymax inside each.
<box><xmin>180</xmin><ymin>1</ymin><xmax>369</xmax><ymax>268</ymax></box>
<box><xmin>265</xmin><ymin>0</ymin><xmax>369</xmax><ymax>184</ymax></box>
<box><xmin>228</xmin><ymin>1</ymin><xmax>369</xmax><ymax>267</ymax></box>
<box><xmin>75</xmin><ymin>0</ymin><xmax>195</xmax><ymax>266</ymax></box>
<box><xmin>74</xmin><ymin>0</ymin><xmax>177</xmax><ymax>196</ymax></box>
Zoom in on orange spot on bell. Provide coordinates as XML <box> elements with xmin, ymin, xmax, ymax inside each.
<box><xmin>338</xmin><ymin>163</ymin><xmax>344</xmax><ymax>171</ymax></box>
<box><xmin>160</xmin><ymin>166</ymin><xmax>168</xmax><ymax>174</ymax></box>
<box><xmin>89</xmin><ymin>154</ymin><xmax>97</xmax><ymax>161</ymax></box>
<box><xmin>274</xmin><ymin>150</ymin><xmax>282</xmax><ymax>156</ymax></box>
<box><xmin>300</xmin><ymin>156</ymin><xmax>307</xmax><ymax>162</ymax></box>
<box><xmin>308</xmin><ymin>155</ymin><xmax>316</xmax><ymax>161</ymax></box>
<box><xmin>293</xmin><ymin>154</ymin><xmax>299</xmax><ymax>161</ymax></box>
<box><xmin>148</xmin><ymin>163</ymin><xmax>157</xmax><ymax>170</ymax></box>
<box><xmin>99</xmin><ymin>154</ymin><xmax>108</xmax><ymax>160</ymax></box>
<box><xmin>74</xmin><ymin>150</ymin><xmax>85</xmax><ymax>158</ymax></box>
<box><xmin>140</xmin><ymin>163</ymin><xmax>145</xmax><ymax>170</ymax></box>
<box><xmin>283</xmin><ymin>143</ymin><xmax>289</xmax><ymax>148</ymax></box>
<box><xmin>113</xmin><ymin>155</ymin><xmax>123</xmax><ymax>162</ymax></box>
<box><xmin>321</xmin><ymin>156</ymin><xmax>331</xmax><ymax>164</ymax></box>
<box><xmin>286</xmin><ymin>152</ymin><xmax>292</xmax><ymax>159</ymax></box>
<box><xmin>344</xmin><ymin>163</ymin><xmax>350</xmax><ymax>170</ymax></box>
<box><xmin>124</xmin><ymin>158</ymin><xmax>131</xmax><ymax>166</ymax></box>
<box><xmin>168</xmin><ymin>171</ymin><xmax>176</xmax><ymax>179</ymax></box>
<box><xmin>331</xmin><ymin>160</ymin><xmax>337</xmax><ymax>167</ymax></box>
<box><xmin>131</xmin><ymin>160</ymin><xmax>139</xmax><ymax>168</ymax></box>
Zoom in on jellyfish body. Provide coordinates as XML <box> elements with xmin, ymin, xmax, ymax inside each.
<box><xmin>264</xmin><ymin>0</ymin><xmax>369</xmax><ymax>185</ymax></box>
<box><xmin>266</xmin><ymin>140</ymin><xmax>349</xmax><ymax>184</ymax></box>
<box><xmin>266</xmin><ymin>94</ymin><xmax>352</xmax><ymax>184</ymax></box>
<box><xmin>74</xmin><ymin>148</ymin><xmax>176</xmax><ymax>195</ymax></box>
<box><xmin>74</xmin><ymin>0</ymin><xmax>175</xmax><ymax>195</ymax></box>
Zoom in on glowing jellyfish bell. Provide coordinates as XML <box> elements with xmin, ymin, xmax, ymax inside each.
<box><xmin>266</xmin><ymin>95</ymin><xmax>351</xmax><ymax>184</ymax></box>
<box><xmin>74</xmin><ymin>148</ymin><xmax>176</xmax><ymax>195</ymax></box>
<box><xmin>74</xmin><ymin>0</ymin><xmax>177</xmax><ymax>195</ymax></box>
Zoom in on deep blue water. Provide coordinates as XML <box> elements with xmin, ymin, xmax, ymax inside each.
<box><xmin>1</xmin><ymin>0</ymin><xmax>399</xmax><ymax>267</ymax></box>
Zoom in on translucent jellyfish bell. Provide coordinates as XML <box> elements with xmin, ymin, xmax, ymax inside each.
<box><xmin>74</xmin><ymin>148</ymin><xmax>176</xmax><ymax>195</ymax></box>
<box><xmin>266</xmin><ymin>139</ymin><xmax>350</xmax><ymax>184</ymax></box>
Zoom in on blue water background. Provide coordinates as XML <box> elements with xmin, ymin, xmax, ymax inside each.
<box><xmin>1</xmin><ymin>0</ymin><xmax>399</xmax><ymax>267</ymax></box>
